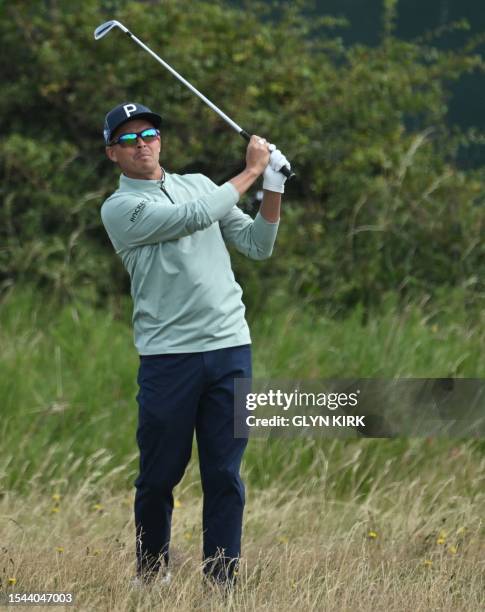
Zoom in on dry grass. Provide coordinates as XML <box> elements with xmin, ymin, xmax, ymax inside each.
<box><xmin>1</xmin><ymin>446</ymin><xmax>483</xmax><ymax>611</ymax></box>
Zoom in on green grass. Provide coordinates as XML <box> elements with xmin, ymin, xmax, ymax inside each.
<box><xmin>0</xmin><ymin>284</ymin><xmax>483</xmax><ymax>495</ymax></box>
<box><xmin>253</xmin><ymin>290</ymin><xmax>484</xmax><ymax>378</ymax></box>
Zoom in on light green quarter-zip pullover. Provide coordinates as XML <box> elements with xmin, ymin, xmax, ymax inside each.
<box><xmin>100</xmin><ymin>171</ymin><xmax>279</xmax><ymax>355</ymax></box>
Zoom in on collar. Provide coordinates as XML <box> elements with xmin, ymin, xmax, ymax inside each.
<box><xmin>119</xmin><ymin>167</ymin><xmax>169</xmax><ymax>193</ymax></box>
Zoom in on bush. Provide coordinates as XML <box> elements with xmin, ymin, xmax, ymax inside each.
<box><xmin>0</xmin><ymin>0</ymin><xmax>483</xmax><ymax>312</ymax></box>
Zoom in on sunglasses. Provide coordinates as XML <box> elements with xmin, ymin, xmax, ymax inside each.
<box><xmin>109</xmin><ymin>127</ymin><xmax>160</xmax><ymax>147</ymax></box>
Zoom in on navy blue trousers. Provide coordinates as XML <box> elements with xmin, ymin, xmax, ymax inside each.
<box><xmin>134</xmin><ymin>344</ymin><xmax>251</xmax><ymax>584</ymax></box>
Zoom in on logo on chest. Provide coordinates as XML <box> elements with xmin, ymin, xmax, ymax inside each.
<box><xmin>130</xmin><ymin>200</ymin><xmax>147</xmax><ymax>223</ymax></box>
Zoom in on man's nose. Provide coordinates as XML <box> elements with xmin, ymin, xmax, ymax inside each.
<box><xmin>136</xmin><ymin>136</ymin><xmax>147</xmax><ymax>146</ymax></box>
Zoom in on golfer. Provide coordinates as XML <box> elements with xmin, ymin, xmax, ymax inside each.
<box><xmin>100</xmin><ymin>102</ymin><xmax>290</xmax><ymax>589</ymax></box>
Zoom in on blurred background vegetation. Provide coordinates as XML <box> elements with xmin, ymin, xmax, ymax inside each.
<box><xmin>0</xmin><ymin>0</ymin><xmax>483</xmax><ymax>316</ymax></box>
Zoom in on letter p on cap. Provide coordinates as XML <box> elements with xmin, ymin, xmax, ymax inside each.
<box><xmin>123</xmin><ymin>103</ymin><xmax>137</xmax><ymax>117</ymax></box>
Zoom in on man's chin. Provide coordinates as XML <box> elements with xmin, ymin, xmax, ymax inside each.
<box><xmin>133</xmin><ymin>160</ymin><xmax>158</xmax><ymax>172</ymax></box>
<box><xmin>123</xmin><ymin>160</ymin><xmax>160</xmax><ymax>180</ymax></box>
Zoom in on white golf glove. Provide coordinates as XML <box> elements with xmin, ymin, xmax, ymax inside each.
<box><xmin>262</xmin><ymin>145</ymin><xmax>290</xmax><ymax>193</ymax></box>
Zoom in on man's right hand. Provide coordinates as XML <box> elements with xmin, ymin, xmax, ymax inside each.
<box><xmin>229</xmin><ymin>135</ymin><xmax>271</xmax><ymax>197</ymax></box>
<box><xmin>245</xmin><ymin>135</ymin><xmax>271</xmax><ymax>177</ymax></box>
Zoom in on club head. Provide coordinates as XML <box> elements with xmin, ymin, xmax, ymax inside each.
<box><xmin>94</xmin><ymin>20</ymin><xmax>128</xmax><ymax>40</ymax></box>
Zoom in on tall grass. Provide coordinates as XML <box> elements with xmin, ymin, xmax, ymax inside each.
<box><xmin>0</xmin><ymin>284</ymin><xmax>483</xmax><ymax>494</ymax></box>
<box><xmin>1</xmin><ymin>285</ymin><xmax>483</xmax><ymax>609</ymax></box>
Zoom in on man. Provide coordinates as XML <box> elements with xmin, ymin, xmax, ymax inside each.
<box><xmin>100</xmin><ymin>102</ymin><xmax>290</xmax><ymax>590</ymax></box>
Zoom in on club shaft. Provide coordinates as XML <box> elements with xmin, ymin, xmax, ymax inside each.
<box><xmin>125</xmin><ymin>31</ymin><xmax>245</xmax><ymax>136</ymax></box>
<box><xmin>116</xmin><ymin>26</ymin><xmax>293</xmax><ymax>179</ymax></box>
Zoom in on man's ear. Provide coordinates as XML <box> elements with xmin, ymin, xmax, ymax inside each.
<box><xmin>106</xmin><ymin>146</ymin><xmax>117</xmax><ymax>163</ymax></box>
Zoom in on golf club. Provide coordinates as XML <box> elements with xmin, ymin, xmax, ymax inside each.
<box><xmin>94</xmin><ymin>20</ymin><xmax>294</xmax><ymax>179</ymax></box>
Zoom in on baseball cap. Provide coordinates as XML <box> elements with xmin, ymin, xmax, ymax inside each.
<box><xmin>103</xmin><ymin>102</ymin><xmax>162</xmax><ymax>144</ymax></box>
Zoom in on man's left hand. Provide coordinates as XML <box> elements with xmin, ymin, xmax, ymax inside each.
<box><xmin>262</xmin><ymin>146</ymin><xmax>291</xmax><ymax>194</ymax></box>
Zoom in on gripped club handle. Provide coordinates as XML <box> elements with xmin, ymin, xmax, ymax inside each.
<box><xmin>240</xmin><ymin>129</ymin><xmax>295</xmax><ymax>179</ymax></box>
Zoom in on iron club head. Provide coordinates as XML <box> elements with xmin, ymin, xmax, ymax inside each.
<box><xmin>94</xmin><ymin>20</ymin><xmax>129</xmax><ymax>40</ymax></box>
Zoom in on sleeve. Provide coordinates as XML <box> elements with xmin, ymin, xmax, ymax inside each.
<box><xmin>100</xmin><ymin>181</ymin><xmax>240</xmax><ymax>250</ymax></box>
<box><xmin>219</xmin><ymin>207</ymin><xmax>280</xmax><ymax>260</ymax></box>
<box><xmin>198</xmin><ymin>174</ymin><xmax>279</xmax><ymax>260</ymax></box>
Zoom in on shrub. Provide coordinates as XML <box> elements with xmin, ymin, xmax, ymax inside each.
<box><xmin>0</xmin><ymin>0</ymin><xmax>483</xmax><ymax>312</ymax></box>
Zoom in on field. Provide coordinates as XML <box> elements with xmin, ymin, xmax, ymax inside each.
<box><xmin>1</xmin><ymin>286</ymin><xmax>484</xmax><ymax>610</ymax></box>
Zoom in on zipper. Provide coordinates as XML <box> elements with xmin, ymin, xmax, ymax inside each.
<box><xmin>159</xmin><ymin>170</ymin><xmax>175</xmax><ymax>204</ymax></box>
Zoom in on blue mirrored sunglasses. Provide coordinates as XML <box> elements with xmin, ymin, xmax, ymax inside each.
<box><xmin>109</xmin><ymin>127</ymin><xmax>160</xmax><ymax>147</ymax></box>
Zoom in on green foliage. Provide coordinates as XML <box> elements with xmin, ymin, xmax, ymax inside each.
<box><xmin>0</xmin><ymin>0</ymin><xmax>483</xmax><ymax>310</ymax></box>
